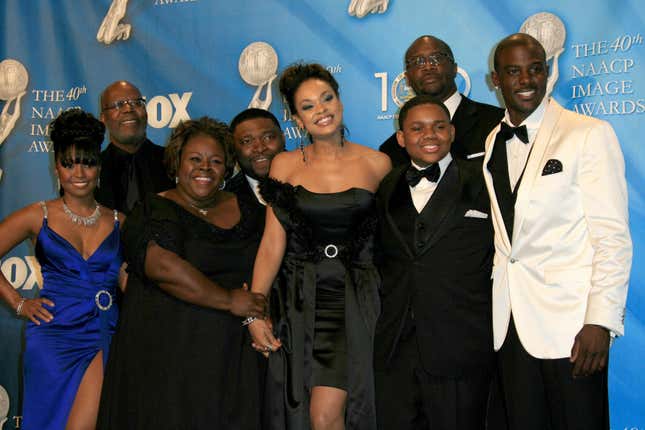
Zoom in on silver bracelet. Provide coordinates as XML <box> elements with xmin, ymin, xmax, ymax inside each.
<box><xmin>242</xmin><ymin>316</ymin><xmax>257</xmax><ymax>326</ymax></box>
<box><xmin>15</xmin><ymin>298</ymin><xmax>26</xmax><ymax>316</ymax></box>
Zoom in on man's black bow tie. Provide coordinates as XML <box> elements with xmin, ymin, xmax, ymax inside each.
<box><xmin>405</xmin><ymin>163</ymin><xmax>440</xmax><ymax>187</ymax></box>
<box><xmin>499</xmin><ymin>122</ymin><xmax>529</xmax><ymax>144</ymax></box>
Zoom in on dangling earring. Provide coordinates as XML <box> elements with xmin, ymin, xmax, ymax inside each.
<box><xmin>56</xmin><ymin>177</ymin><xmax>61</xmax><ymax>192</ymax></box>
<box><xmin>219</xmin><ymin>179</ymin><xmax>226</xmax><ymax>191</ymax></box>
<box><xmin>175</xmin><ymin>176</ymin><xmax>179</xmax><ymax>185</ymax></box>
<box><xmin>298</xmin><ymin>128</ymin><xmax>307</xmax><ymax>163</ymax></box>
<box><xmin>340</xmin><ymin>127</ymin><xmax>346</xmax><ymax>147</ymax></box>
<box><xmin>97</xmin><ymin>177</ymin><xmax>101</xmax><ymax>189</ymax></box>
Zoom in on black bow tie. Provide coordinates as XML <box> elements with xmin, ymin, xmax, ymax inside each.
<box><xmin>405</xmin><ymin>164</ymin><xmax>440</xmax><ymax>187</ymax></box>
<box><xmin>499</xmin><ymin>122</ymin><xmax>529</xmax><ymax>144</ymax></box>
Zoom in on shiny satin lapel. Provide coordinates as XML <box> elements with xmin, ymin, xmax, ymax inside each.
<box><xmin>513</xmin><ymin>99</ymin><xmax>563</xmax><ymax>243</ymax></box>
<box><xmin>382</xmin><ymin>165</ymin><xmax>415</xmax><ymax>258</ymax></box>
<box><xmin>416</xmin><ymin>161</ymin><xmax>460</xmax><ymax>253</ymax></box>
<box><xmin>483</xmin><ymin>124</ymin><xmax>512</xmax><ymax>252</ymax></box>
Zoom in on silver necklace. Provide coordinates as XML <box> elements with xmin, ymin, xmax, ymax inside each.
<box><xmin>189</xmin><ymin>203</ymin><xmax>208</xmax><ymax>216</ymax></box>
<box><xmin>62</xmin><ymin>200</ymin><xmax>101</xmax><ymax>226</ymax></box>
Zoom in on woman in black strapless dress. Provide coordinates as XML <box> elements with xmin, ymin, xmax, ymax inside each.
<box><xmin>247</xmin><ymin>63</ymin><xmax>391</xmax><ymax>430</ymax></box>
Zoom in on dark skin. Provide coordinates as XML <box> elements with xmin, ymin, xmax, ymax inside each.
<box><xmin>404</xmin><ymin>35</ymin><xmax>458</xmax><ymax>101</ymax></box>
<box><xmin>147</xmin><ymin>134</ymin><xmax>267</xmax><ymax>317</ymax></box>
<box><xmin>0</xmin><ymin>147</ymin><xmax>127</xmax><ymax>429</ymax></box>
<box><xmin>99</xmin><ymin>80</ymin><xmax>148</xmax><ymax>154</ymax></box>
<box><xmin>144</xmin><ymin>241</ymin><xmax>266</xmax><ymax>317</ymax></box>
<box><xmin>493</xmin><ymin>33</ymin><xmax>610</xmax><ymax>378</ymax></box>
<box><xmin>232</xmin><ymin>117</ymin><xmax>285</xmax><ymax>180</ymax></box>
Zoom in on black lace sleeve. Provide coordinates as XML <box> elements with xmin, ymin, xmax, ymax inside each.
<box><xmin>121</xmin><ymin>194</ymin><xmax>185</xmax><ymax>278</ymax></box>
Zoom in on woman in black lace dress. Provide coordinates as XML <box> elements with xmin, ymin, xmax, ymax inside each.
<box><xmin>247</xmin><ymin>63</ymin><xmax>391</xmax><ymax>430</ymax></box>
<box><xmin>97</xmin><ymin>117</ymin><xmax>267</xmax><ymax>429</ymax></box>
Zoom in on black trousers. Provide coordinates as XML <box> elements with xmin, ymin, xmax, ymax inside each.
<box><xmin>498</xmin><ymin>317</ymin><xmax>609</xmax><ymax>430</ymax></box>
<box><xmin>375</xmin><ymin>331</ymin><xmax>492</xmax><ymax>430</ymax></box>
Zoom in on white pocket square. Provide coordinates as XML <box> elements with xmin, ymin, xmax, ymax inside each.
<box><xmin>464</xmin><ymin>209</ymin><xmax>488</xmax><ymax>219</ymax></box>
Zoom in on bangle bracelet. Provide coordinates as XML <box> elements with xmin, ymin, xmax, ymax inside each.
<box><xmin>16</xmin><ymin>298</ymin><xmax>26</xmax><ymax>316</ymax></box>
<box><xmin>242</xmin><ymin>316</ymin><xmax>257</xmax><ymax>326</ymax></box>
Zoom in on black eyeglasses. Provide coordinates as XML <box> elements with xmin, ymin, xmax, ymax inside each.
<box><xmin>102</xmin><ymin>97</ymin><xmax>146</xmax><ymax>111</ymax></box>
<box><xmin>406</xmin><ymin>53</ymin><xmax>453</xmax><ymax>69</ymax></box>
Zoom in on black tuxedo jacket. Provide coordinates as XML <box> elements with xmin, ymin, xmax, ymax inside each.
<box><xmin>96</xmin><ymin>139</ymin><xmax>174</xmax><ymax>215</ymax></box>
<box><xmin>225</xmin><ymin>172</ymin><xmax>267</xmax><ymax>229</ymax></box>
<box><xmin>374</xmin><ymin>159</ymin><xmax>495</xmax><ymax>377</ymax></box>
<box><xmin>379</xmin><ymin>95</ymin><xmax>504</xmax><ymax>166</ymax></box>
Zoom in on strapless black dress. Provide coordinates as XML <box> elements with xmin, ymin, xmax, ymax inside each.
<box><xmin>261</xmin><ymin>178</ymin><xmax>381</xmax><ymax>430</ymax></box>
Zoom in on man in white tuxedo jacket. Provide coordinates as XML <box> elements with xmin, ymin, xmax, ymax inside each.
<box><xmin>483</xmin><ymin>33</ymin><xmax>632</xmax><ymax>429</ymax></box>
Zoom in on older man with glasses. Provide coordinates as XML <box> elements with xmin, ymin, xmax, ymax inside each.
<box><xmin>96</xmin><ymin>80</ymin><xmax>173</xmax><ymax>214</ymax></box>
<box><xmin>380</xmin><ymin>35</ymin><xmax>503</xmax><ymax>166</ymax></box>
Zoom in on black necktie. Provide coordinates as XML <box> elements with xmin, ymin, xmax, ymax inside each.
<box><xmin>405</xmin><ymin>163</ymin><xmax>440</xmax><ymax>187</ymax></box>
<box><xmin>124</xmin><ymin>156</ymin><xmax>140</xmax><ymax>213</ymax></box>
<box><xmin>499</xmin><ymin>122</ymin><xmax>529</xmax><ymax>144</ymax></box>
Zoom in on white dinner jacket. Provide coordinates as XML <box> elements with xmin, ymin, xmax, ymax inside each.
<box><xmin>483</xmin><ymin>98</ymin><xmax>632</xmax><ymax>359</ymax></box>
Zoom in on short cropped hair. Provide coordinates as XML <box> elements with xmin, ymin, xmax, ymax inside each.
<box><xmin>229</xmin><ymin>108</ymin><xmax>281</xmax><ymax>134</ymax></box>
<box><xmin>398</xmin><ymin>95</ymin><xmax>450</xmax><ymax>130</ymax></box>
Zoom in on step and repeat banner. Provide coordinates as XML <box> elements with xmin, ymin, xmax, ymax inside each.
<box><xmin>1</xmin><ymin>0</ymin><xmax>643</xmax><ymax>428</ymax></box>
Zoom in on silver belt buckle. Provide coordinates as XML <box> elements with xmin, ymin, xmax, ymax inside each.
<box><xmin>324</xmin><ymin>244</ymin><xmax>339</xmax><ymax>259</ymax></box>
<box><xmin>95</xmin><ymin>290</ymin><xmax>113</xmax><ymax>311</ymax></box>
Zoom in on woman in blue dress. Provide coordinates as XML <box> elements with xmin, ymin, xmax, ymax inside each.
<box><xmin>0</xmin><ymin>109</ymin><xmax>125</xmax><ymax>430</ymax></box>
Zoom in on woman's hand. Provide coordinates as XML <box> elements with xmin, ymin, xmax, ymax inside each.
<box><xmin>248</xmin><ymin>318</ymin><xmax>282</xmax><ymax>358</ymax></box>
<box><xmin>18</xmin><ymin>298</ymin><xmax>55</xmax><ymax>325</ymax></box>
<box><xmin>229</xmin><ymin>283</ymin><xmax>267</xmax><ymax>318</ymax></box>
<box><xmin>118</xmin><ymin>262</ymin><xmax>129</xmax><ymax>292</ymax></box>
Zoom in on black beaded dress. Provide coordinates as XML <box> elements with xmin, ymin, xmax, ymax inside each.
<box><xmin>97</xmin><ymin>193</ymin><xmax>264</xmax><ymax>429</ymax></box>
<box><xmin>261</xmin><ymin>178</ymin><xmax>381</xmax><ymax>430</ymax></box>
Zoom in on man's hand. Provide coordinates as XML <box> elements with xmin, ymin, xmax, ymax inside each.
<box><xmin>570</xmin><ymin>324</ymin><xmax>610</xmax><ymax>378</ymax></box>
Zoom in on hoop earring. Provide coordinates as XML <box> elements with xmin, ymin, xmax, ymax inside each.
<box><xmin>97</xmin><ymin>177</ymin><xmax>101</xmax><ymax>189</ymax></box>
<box><xmin>219</xmin><ymin>179</ymin><xmax>226</xmax><ymax>191</ymax></box>
<box><xmin>56</xmin><ymin>177</ymin><xmax>61</xmax><ymax>192</ymax></box>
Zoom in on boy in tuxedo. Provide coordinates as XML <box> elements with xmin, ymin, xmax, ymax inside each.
<box><xmin>374</xmin><ymin>95</ymin><xmax>495</xmax><ymax>429</ymax></box>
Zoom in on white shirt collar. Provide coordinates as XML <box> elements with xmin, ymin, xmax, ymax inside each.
<box><xmin>502</xmin><ymin>96</ymin><xmax>549</xmax><ymax>134</ymax></box>
<box><xmin>443</xmin><ymin>91</ymin><xmax>462</xmax><ymax>120</ymax></box>
<box><xmin>245</xmin><ymin>175</ymin><xmax>266</xmax><ymax>206</ymax></box>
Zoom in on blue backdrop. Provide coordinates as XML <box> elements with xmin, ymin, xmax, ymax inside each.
<box><xmin>1</xmin><ymin>1</ymin><xmax>643</xmax><ymax>428</ymax></box>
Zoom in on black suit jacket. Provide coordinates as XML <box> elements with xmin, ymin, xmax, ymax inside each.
<box><xmin>96</xmin><ymin>139</ymin><xmax>174</xmax><ymax>214</ymax></box>
<box><xmin>374</xmin><ymin>159</ymin><xmax>495</xmax><ymax>377</ymax></box>
<box><xmin>379</xmin><ymin>94</ymin><xmax>504</xmax><ymax>166</ymax></box>
<box><xmin>225</xmin><ymin>172</ymin><xmax>267</xmax><ymax>229</ymax></box>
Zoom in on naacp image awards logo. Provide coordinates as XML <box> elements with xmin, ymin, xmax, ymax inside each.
<box><xmin>238</xmin><ymin>41</ymin><xmax>279</xmax><ymax>110</ymax></box>
<box><xmin>520</xmin><ymin>12</ymin><xmax>566</xmax><ymax>97</ymax></box>
<box><xmin>0</xmin><ymin>58</ymin><xmax>29</xmax><ymax>182</ymax></box>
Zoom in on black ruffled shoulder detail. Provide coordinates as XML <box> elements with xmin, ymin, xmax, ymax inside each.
<box><xmin>259</xmin><ymin>177</ymin><xmax>296</xmax><ymax>208</ymax></box>
<box><xmin>260</xmin><ymin>177</ymin><xmax>315</xmax><ymax>245</ymax></box>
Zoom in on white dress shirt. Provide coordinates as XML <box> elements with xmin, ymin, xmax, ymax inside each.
<box><xmin>444</xmin><ymin>91</ymin><xmax>462</xmax><ymax>120</ymax></box>
<box><xmin>504</xmin><ymin>98</ymin><xmax>548</xmax><ymax>190</ymax></box>
<box><xmin>409</xmin><ymin>153</ymin><xmax>453</xmax><ymax>213</ymax></box>
<box><xmin>245</xmin><ymin>175</ymin><xmax>266</xmax><ymax>206</ymax></box>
